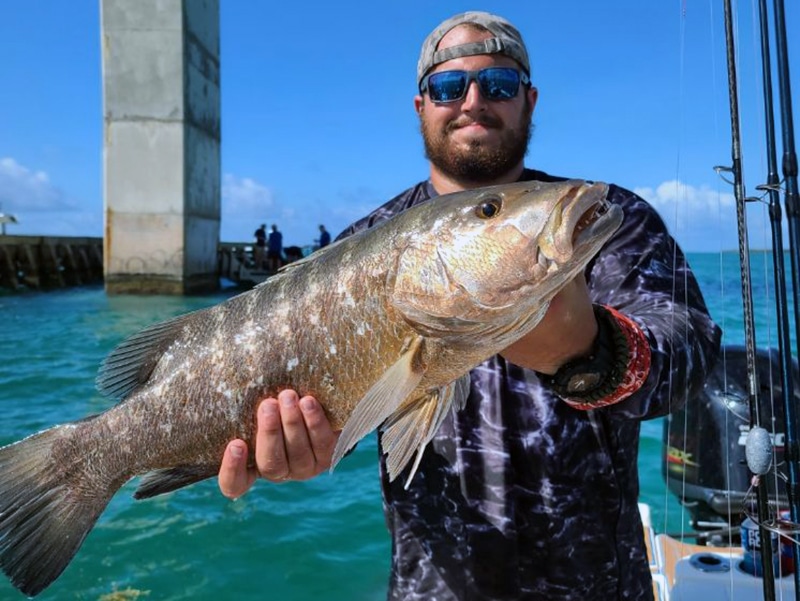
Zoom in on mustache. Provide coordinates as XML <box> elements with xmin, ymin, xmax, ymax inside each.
<box><xmin>446</xmin><ymin>115</ymin><xmax>503</xmax><ymax>133</ymax></box>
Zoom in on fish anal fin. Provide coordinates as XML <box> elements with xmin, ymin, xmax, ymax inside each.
<box><xmin>330</xmin><ymin>336</ymin><xmax>427</xmax><ymax>471</ymax></box>
<box><xmin>133</xmin><ymin>465</ymin><xmax>219</xmax><ymax>500</ymax></box>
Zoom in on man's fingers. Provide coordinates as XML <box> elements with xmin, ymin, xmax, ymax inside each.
<box><xmin>278</xmin><ymin>390</ymin><xmax>318</xmax><ymax>479</ymax></box>
<box><xmin>299</xmin><ymin>395</ymin><xmax>340</xmax><ymax>471</ymax></box>
<box><xmin>254</xmin><ymin>397</ymin><xmax>292</xmax><ymax>481</ymax></box>
<box><xmin>218</xmin><ymin>440</ymin><xmax>257</xmax><ymax>499</ymax></box>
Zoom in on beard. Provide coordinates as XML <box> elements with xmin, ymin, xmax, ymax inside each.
<box><xmin>420</xmin><ymin>100</ymin><xmax>533</xmax><ymax>184</ymax></box>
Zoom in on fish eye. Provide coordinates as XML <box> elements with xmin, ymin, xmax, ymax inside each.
<box><xmin>476</xmin><ymin>197</ymin><xmax>502</xmax><ymax>219</ymax></box>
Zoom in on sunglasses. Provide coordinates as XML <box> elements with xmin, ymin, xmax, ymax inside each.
<box><xmin>420</xmin><ymin>67</ymin><xmax>530</xmax><ymax>103</ymax></box>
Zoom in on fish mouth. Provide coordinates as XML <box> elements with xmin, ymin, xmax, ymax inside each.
<box><xmin>533</xmin><ymin>182</ymin><xmax>622</xmax><ymax>275</ymax></box>
<box><xmin>573</xmin><ymin>194</ymin><xmax>615</xmax><ymax>247</ymax></box>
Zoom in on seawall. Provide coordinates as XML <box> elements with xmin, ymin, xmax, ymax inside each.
<box><xmin>0</xmin><ymin>236</ymin><xmax>299</xmax><ymax>293</ymax></box>
<box><xmin>0</xmin><ymin>235</ymin><xmax>104</xmax><ymax>292</ymax></box>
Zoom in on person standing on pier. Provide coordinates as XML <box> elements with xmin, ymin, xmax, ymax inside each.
<box><xmin>267</xmin><ymin>224</ymin><xmax>283</xmax><ymax>273</ymax></box>
<box><xmin>253</xmin><ymin>223</ymin><xmax>267</xmax><ymax>270</ymax></box>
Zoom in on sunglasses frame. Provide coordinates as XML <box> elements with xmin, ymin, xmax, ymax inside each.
<box><xmin>420</xmin><ymin>67</ymin><xmax>531</xmax><ymax>104</ymax></box>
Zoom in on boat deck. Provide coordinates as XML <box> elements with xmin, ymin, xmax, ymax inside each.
<box><xmin>641</xmin><ymin>504</ymin><xmax>795</xmax><ymax>600</ymax></box>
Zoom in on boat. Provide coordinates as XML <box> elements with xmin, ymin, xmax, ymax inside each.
<box><xmin>643</xmin><ymin>346</ymin><xmax>799</xmax><ymax>599</ymax></box>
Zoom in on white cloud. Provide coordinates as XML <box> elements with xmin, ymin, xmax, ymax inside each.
<box><xmin>0</xmin><ymin>157</ymin><xmax>101</xmax><ymax>236</ymax></box>
<box><xmin>634</xmin><ymin>180</ymin><xmax>735</xmax><ymax>221</ymax></box>
<box><xmin>0</xmin><ymin>157</ymin><xmax>73</xmax><ymax>212</ymax></box>
<box><xmin>220</xmin><ymin>173</ymin><xmax>276</xmax><ymax>243</ymax></box>
<box><xmin>221</xmin><ymin>173</ymin><xmax>274</xmax><ymax>214</ymax></box>
<box><xmin>635</xmin><ymin>179</ymin><xmax>781</xmax><ymax>252</ymax></box>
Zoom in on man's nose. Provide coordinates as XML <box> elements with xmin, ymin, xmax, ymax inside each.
<box><xmin>460</xmin><ymin>80</ymin><xmax>487</xmax><ymax>111</ymax></box>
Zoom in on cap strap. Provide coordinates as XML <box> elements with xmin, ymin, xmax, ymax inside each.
<box><xmin>431</xmin><ymin>38</ymin><xmax>507</xmax><ymax>68</ymax></box>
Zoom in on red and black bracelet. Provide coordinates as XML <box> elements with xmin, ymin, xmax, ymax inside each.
<box><xmin>538</xmin><ymin>305</ymin><xmax>651</xmax><ymax>410</ymax></box>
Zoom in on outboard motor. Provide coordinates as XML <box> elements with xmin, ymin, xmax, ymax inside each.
<box><xmin>663</xmin><ymin>345</ymin><xmax>800</xmax><ymax>541</ymax></box>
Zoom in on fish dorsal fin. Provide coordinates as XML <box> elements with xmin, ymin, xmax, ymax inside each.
<box><xmin>380</xmin><ymin>374</ymin><xmax>471</xmax><ymax>487</ymax></box>
<box><xmin>95</xmin><ymin>311</ymin><xmax>198</xmax><ymax>401</ymax></box>
<box><xmin>330</xmin><ymin>336</ymin><xmax>427</xmax><ymax>471</ymax></box>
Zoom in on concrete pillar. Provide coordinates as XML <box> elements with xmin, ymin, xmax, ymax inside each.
<box><xmin>101</xmin><ymin>0</ymin><xmax>220</xmax><ymax>294</ymax></box>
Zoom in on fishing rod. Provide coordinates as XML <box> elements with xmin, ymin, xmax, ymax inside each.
<box><xmin>755</xmin><ymin>0</ymin><xmax>800</xmax><ymax>596</ymax></box>
<box><xmin>771</xmin><ymin>0</ymin><xmax>800</xmax><ymax>350</ymax></box>
<box><xmin>720</xmin><ymin>0</ymin><xmax>777</xmax><ymax>596</ymax></box>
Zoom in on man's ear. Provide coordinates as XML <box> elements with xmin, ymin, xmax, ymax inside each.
<box><xmin>527</xmin><ymin>86</ymin><xmax>539</xmax><ymax>116</ymax></box>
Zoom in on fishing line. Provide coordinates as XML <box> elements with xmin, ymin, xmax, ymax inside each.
<box><xmin>662</xmin><ymin>0</ymin><xmax>689</xmax><ymax>544</ymax></box>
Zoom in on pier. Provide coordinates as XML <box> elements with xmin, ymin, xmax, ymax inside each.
<box><xmin>217</xmin><ymin>242</ymin><xmax>310</xmax><ymax>288</ymax></box>
<box><xmin>0</xmin><ymin>236</ymin><xmax>312</xmax><ymax>293</ymax></box>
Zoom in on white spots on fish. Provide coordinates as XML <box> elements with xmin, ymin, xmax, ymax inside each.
<box><xmin>233</xmin><ymin>332</ymin><xmax>250</xmax><ymax>345</ymax></box>
<box><xmin>215</xmin><ymin>382</ymin><xmax>235</xmax><ymax>401</ymax></box>
<box><xmin>355</xmin><ymin>322</ymin><xmax>371</xmax><ymax>336</ymax></box>
<box><xmin>335</xmin><ymin>279</ymin><xmax>357</xmax><ymax>309</ymax></box>
<box><xmin>328</xmin><ymin>344</ymin><xmax>337</xmax><ymax>355</ymax></box>
<box><xmin>286</xmin><ymin>357</ymin><xmax>299</xmax><ymax>372</ymax></box>
<box><xmin>244</xmin><ymin>375</ymin><xmax>264</xmax><ymax>389</ymax></box>
<box><xmin>212</xmin><ymin>346</ymin><xmax>225</xmax><ymax>363</ymax></box>
<box><xmin>278</xmin><ymin>321</ymin><xmax>292</xmax><ymax>338</ymax></box>
<box><xmin>340</xmin><ymin>293</ymin><xmax>357</xmax><ymax>309</ymax></box>
<box><xmin>305</xmin><ymin>279</ymin><xmax>322</xmax><ymax>297</ymax></box>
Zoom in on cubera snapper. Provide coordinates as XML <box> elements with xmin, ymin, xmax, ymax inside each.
<box><xmin>0</xmin><ymin>179</ymin><xmax>622</xmax><ymax>597</ymax></box>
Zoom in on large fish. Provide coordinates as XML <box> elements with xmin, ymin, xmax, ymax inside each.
<box><xmin>0</xmin><ymin>179</ymin><xmax>622</xmax><ymax>597</ymax></box>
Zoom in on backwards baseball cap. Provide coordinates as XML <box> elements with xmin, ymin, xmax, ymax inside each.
<box><xmin>417</xmin><ymin>11</ymin><xmax>530</xmax><ymax>88</ymax></box>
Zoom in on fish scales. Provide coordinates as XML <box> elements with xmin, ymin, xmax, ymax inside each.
<box><xmin>0</xmin><ymin>180</ymin><xmax>623</xmax><ymax>597</ymax></box>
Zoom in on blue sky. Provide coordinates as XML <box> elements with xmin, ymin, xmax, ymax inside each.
<box><xmin>0</xmin><ymin>1</ymin><xmax>798</xmax><ymax>252</ymax></box>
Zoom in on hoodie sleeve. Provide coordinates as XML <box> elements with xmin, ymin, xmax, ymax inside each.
<box><xmin>587</xmin><ymin>185</ymin><xmax>722</xmax><ymax>420</ymax></box>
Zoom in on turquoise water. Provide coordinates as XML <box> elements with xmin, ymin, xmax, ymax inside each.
<box><xmin>0</xmin><ymin>252</ymin><xmax>794</xmax><ymax>600</ymax></box>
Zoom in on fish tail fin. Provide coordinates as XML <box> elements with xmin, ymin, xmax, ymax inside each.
<box><xmin>0</xmin><ymin>425</ymin><xmax>118</xmax><ymax>597</ymax></box>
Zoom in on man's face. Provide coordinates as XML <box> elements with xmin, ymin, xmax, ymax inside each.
<box><xmin>416</xmin><ymin>27</ymin><xmax>537</xmax><ymax>183</ymax></box>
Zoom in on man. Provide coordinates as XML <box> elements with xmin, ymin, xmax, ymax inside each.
<box><xmin>253</xmin><ymin>223</ymin><xmax>267</xmax><ymax>269</ymax></box>
<box><xmin>318</xmin><ymin>224</ymin><xmax>331</xmax><ymax>248</ymax></box>
<box><xmin>266</xmin><ymin>223</ymin><xmax>283</xmax><ymax>273</ymax></box>
<box><xmin>218</xmin><ymin>12</ymin><xmax>721</xmax><ymax>600</ymax></box>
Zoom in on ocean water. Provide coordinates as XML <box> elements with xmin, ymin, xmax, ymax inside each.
<box><xmin>0</xmin><ymin>252</ymin><xmax>794</xmax><ymax>601</ymax></box>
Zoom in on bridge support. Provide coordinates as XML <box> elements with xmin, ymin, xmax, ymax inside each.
<box><xmin>101</xmin><ymin>0</ymin><xmax>220</xmax><ymax>294</ymax></box>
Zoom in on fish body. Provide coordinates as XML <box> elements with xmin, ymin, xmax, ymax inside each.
<box><xmin>0</xmin><ymin>179</ymin><xmax>622</xmax><ymax>597</ymax></box>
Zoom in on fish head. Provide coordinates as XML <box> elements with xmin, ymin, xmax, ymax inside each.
<box><xmin>391</xmin><ymin>179</ymin><xmax>623</xmax><ymax>343</ymax></box>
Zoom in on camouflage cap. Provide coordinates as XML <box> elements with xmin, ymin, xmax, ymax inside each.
<box><xmin>417</xmin><ymin>11</ymin><xmax>530</xmax><ymax>88</ymax></box>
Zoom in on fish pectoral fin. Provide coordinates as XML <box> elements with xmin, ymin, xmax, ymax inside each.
<box><xmin>381</xmin><ymin>374</ymin><xmax>471</xmax><ymax>487</ymax></box>
<box><xmin>133</xmin><ymin>464</ymin><xmax>219</xmax><ymax>500</ymax></box>
<box><xmin>330</xmin><ymin>336</ymin><xmax>427</xmax><ymax>471</ymax></box>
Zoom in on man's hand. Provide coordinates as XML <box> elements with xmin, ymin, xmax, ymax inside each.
<box><xmin>218</xmin><ymin>389</ymin><xmax>340</xmax><ymax>499</ymax></box>
<box><xmin>500</xmin><ymin>275</ymin><xmax>597</xmax><ymax>374</ymax></box>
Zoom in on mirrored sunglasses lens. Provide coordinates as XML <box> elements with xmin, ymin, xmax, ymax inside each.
<box><xmin>428</xmin><ymin>72</ymin><xmax>467</xmax><ymax>102</ymax></box>
<box><xmin>478</xmin><ymin>68</ymin><xmax>521</xmax><ymax>99</ymax></box>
